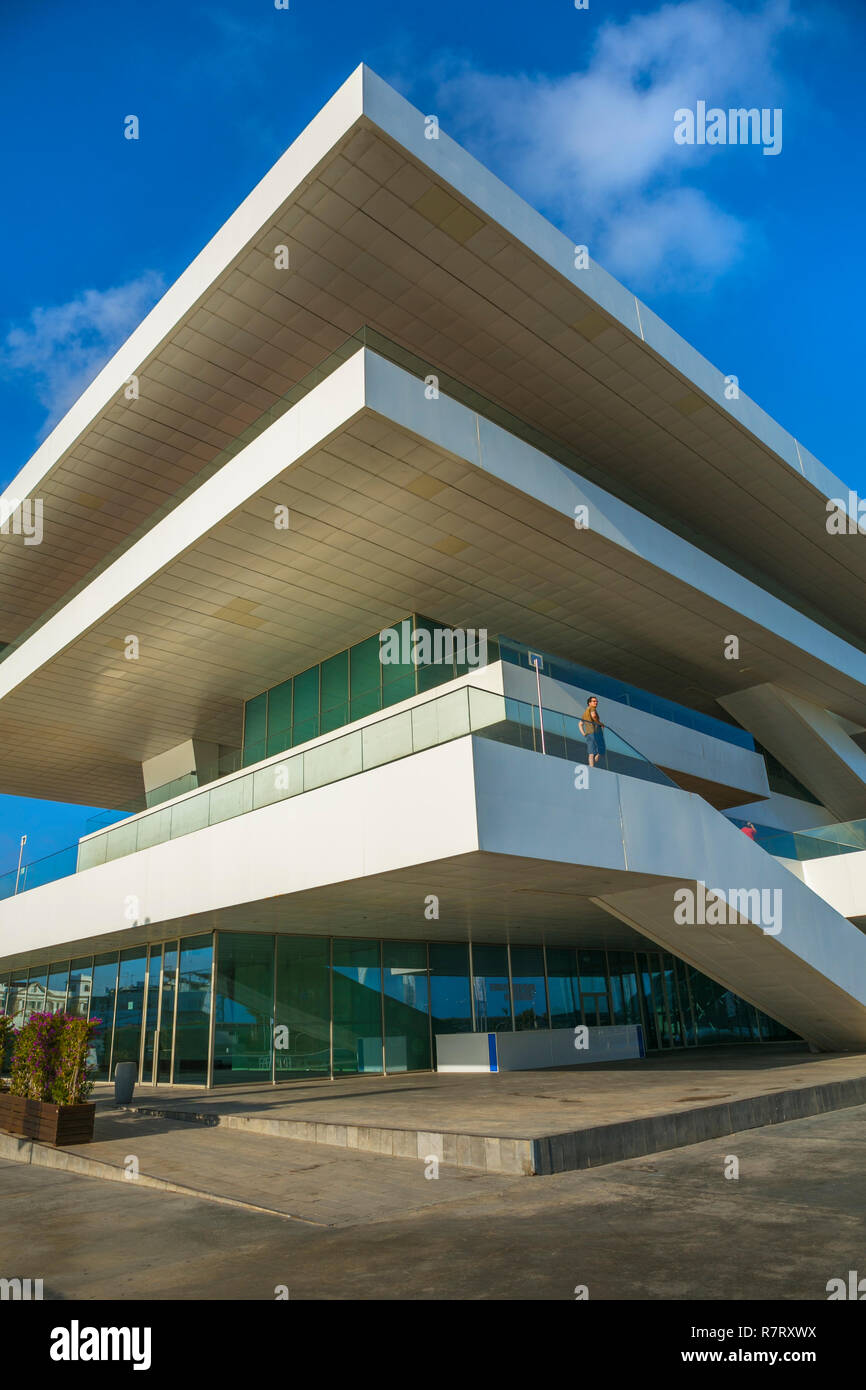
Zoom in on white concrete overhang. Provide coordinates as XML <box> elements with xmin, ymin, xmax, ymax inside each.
<box><xmin>1</xmin><ymin>66</ymin><xmax>863</xmax><ymax>657</ymax></box>
<box><xmin>2</xmin><ymin>348</ymin><xmax>866</xmax><ymax>807</ymax></box>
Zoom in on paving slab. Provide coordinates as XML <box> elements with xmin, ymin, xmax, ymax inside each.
<box><xmin>0</xmin><ymin>1108</ymin><xmax>513</xmax><ymax>1226</ymax></box>
<box><xmin>99</xmin><ymin>1044</ymin><xmax>866</xmax><ymax>1174</ymax></box>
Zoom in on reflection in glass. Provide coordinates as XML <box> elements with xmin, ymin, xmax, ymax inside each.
<box><xmin>173</xmin><ymin>935</ymin><xmax>213</xmax><ymax>1083</ymax></box>
<box><xmin>510</xmin><ymin>947</ymin><xmax>549</xmax><ymax>1030</ymax></box>
<box><xmin>113</xmin><ymin>949</ymin><xmax>147</xmax><ymax>1076</ymax></box>
<box><xmin>546</xmin><ymin>948</ymin><xmax>580</xmax><ymax>1028</ymax></box>
<box><xmin>158</xmin><ymin>944</ymin><xmax>178</xmax><ymax>1082</ymax></box>
<box><xmin>275</xmin><ymin>936</ymin><xmax>330</xmax><ymax>1078</ymax></box>
<box><xmin>90</xmin><ymin>953</ymin><xmax>119</xmax><ymax>1080</ymax></box>
<box><xmin>213</xmin><ymin>933</ymin><xmax>274</xmax><ymax>1084</ymax></box>
<box><xmin>25</xmin><ymin>967</ymin><xmax>47</xmax><ymax>1017</ymax></box>
<box><xmin>472</xmin><ymin>944</ymin><xmax>512</xmax><ymax>1032</ymax></box>
<box><xmin>332</xmin><ymin>939</ymin><xmax>382</xmax><ymax>1073</ymax></box>
<box><xmin>67</xmin><ymin>957</ymin><xmax>93</xmax><ymax>1018</ymax></box>
<box><xmin>383</xmin><ymin>942</ymin><xmax>430</xmax><ymax>1071</ymax></box>
<box><xmin>142</xmin><ymin>948</ymin><xmax>162</xmax><ymax>1084</ymax></box>
<box><xmin>46</xmin><ymin>962</ymin><xmax>69</xmax><ymax>1015</ymax></box>
<box><xmin>429</xmin><ymin>943</ymin><xmax>472</xmax><ymax>1040</ymax></box>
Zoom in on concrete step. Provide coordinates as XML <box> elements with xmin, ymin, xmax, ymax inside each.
<box><xmin>120</xmin><ymin>1067</ymin><xmax>866</xmax><ymax>1176</ymax></box>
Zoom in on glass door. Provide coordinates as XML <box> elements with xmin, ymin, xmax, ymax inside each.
<box><xmin>141</xmin><ymin>947</ymin><xmax>163</xmax><ymax>1085</ymax></box>
<box><xmin>158</xmin><ymin>944</ymin><xmax>178</xmax><ymax>1082</ymax></box>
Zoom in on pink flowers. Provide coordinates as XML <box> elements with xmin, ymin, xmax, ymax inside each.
<box><xmin>9</xmin><ymin>1011</ymin><xmax>102</xmax><ymax>1103</ymax></box>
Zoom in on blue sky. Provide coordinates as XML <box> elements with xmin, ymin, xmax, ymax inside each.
<box><xmin>0</xmin><ymin>0</ymin><xmax>864</xmax><ymax>871</ymax></box>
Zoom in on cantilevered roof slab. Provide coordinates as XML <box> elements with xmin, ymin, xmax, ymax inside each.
<box><xmin>1</xmin><ymin>349</ymin><xmax>866</xmax><ymax>808</ymax></box>
<box><xmin>1</xmin><ymin>66</ymin><xmax>863</xmax><ymax>658</ymax></box>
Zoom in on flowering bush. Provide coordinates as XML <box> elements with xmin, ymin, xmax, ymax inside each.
<box><xmin>53</xmin><ymin>1015</ymin><xmax>102</xmax><ymax>1106</ymax></box>
<box><xmin>10</xmin><ymin>1013</ymin><xmax>101</xmax><ymax>1104</ymax></box>
<box><xmin>0</xmin><ymin>1014</ymin><xmax>14</xmax><ymax>1079</ymax></box>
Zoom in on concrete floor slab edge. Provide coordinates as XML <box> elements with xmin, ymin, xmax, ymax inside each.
<box><xmin>125</xmin><ymin>1072</ymin><xmax>866</xmax><ymax>1178</ymax></box>
<box><xmin>531</xmin><ymin>1075</ymin><xmax>866</xmax><ymax>1174</ymax></box>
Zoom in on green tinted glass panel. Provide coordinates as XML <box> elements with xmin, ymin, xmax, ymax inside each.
<box><xmin>113</xmin><ymin>949</ymin><xmax>147</xmax><ymax>1073</ymax></box>
<box><xmin>266</xmin><ymin>728</ymin><xmax>292</xmax><ymax>758</ymax></box>
<box><xmin>381</xmin><ymin>619</ymin><xmax>417</xmax><ymax>707</ymax></box>
<box><xmin>243</xmin><ymin>694</ymin><xmax>267</xmax><ymax>765</ymax></box>
<box><xmin>275</xmin><ymin>936</ymin><xmax>330</xmax><ymax>1077</ymax></box>
<box><xmin>268</xmin><ymin>679</ymin><xmax>293</xmax><ymax>738</ymax></box>
<box><xmin>174</xmin><ymin>935</ymin><xmax>213</xmax><ymax>1084</ymax></box>
<box><xmin>383</xmin><ymin>942</ymin><xmax>430</xmax><ymax>1072</ymax></box>
<box><xmin>381</xmin><ymin>672</ymin><xmax>416</xmax><ymax>708</ymax></box>
<box><xmin>292</xmin><ymin>666</ymin><xmax>320</xmax><ymax>744</ymax></box>
<box><xmin>414</xmin><ymin>615</ymin><xmax>456</xmax><ymax>692</ymax></box>
<box><xmin>332</xmin><ymin>939</ymin><xmax>382</xmax><ymax>1074</ymax></box>
<box><xmin>321</xmin><ymin>650</ymin><xmax>348</xmax><ymax>732</ymax></box>
<box><xmin>213</xmin><ymin>933</ymin><xmax>274</xmax><ymax>1084</ymax></box>
<box><xmin>350</xmin><ymin>635</ymin><xmax>381</xmax><ymax>721</ymax></box>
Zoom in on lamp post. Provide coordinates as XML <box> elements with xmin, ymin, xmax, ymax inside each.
<box><xmin>14</xmin><ymin>834</ymin><xmax>26</xmax><ymax>895</ymax></box>
<box><xmin>529</xmin><ymin>654</ymin><xmax>546</xmax><ymax>755</ymax></box>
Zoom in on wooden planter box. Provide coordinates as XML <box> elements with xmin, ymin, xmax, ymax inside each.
<box><xmin>0</xmin><ymin>1093</ymin><xmax>95</xmax><ymax>1146</ymax></box>
<box><xmin>0</xmin><ymin>1093</ymin><xmax>22</xmax><ymax>1135</ymax></box>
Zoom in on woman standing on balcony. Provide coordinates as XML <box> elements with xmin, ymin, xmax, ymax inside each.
<box><xmin>580</xmin><ymin>695</ymin><xmax>606</xmax><ymax>769</ymax></box>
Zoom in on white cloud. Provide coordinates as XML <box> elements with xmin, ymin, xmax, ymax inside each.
<box><xmin>433</xmin><ymin>0</ymin><xmax>799</xmax><ymax>289</ymax></box>
<box><xmin>1</xmin><ymin>272</ymin><xmax>165</xmax><ymax>435</ymax></box>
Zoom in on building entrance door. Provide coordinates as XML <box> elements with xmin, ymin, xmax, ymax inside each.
<box><xmin>141</xmin><ymin>947</ymin><xmax>162</xmax><ymax>1085</ymax></box>
<box><xmin>140</xmin><ymin>943</ymin><xmax>178</xmax><ymax>1085</ymax></box>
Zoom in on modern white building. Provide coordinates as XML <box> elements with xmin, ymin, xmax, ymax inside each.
<box><xmin>2</xmin><ymin>65</ymin><xmax>866</xmax><ymax>1087</ymax></box>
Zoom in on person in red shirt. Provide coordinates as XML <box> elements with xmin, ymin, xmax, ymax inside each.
<box><xmin>740</xmin><ymin>822</ymin><xmax>757</xmax><ymax>840</ymax></box>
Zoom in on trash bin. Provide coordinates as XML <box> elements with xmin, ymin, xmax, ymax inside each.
<box><xmin>114</xmin><ymin>1061</ymin><xmax>137</xmax><ymax>1105</ymax></box>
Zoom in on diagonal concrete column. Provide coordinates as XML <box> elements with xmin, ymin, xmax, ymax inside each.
<box><xmin>719</xmin><ymin>683</ymin><xmax>866</xmax><ymax>822</ymax></box>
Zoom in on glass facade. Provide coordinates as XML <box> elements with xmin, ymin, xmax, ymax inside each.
<box><xmin>0</xmin><ymin>935</ymin><xmax>797</xmax><ymax>1084</ymax></box>
<box><xmin>241</xmin><ymin>614</ymin><xmax>482</xmax><ymax>765</ymax></box>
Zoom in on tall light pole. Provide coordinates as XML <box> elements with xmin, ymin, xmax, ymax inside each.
<box><xmin>14</xmin><ymin>834</ymin><xmax>26</xmax><ymax>895</ymax></box>
<box><xmin>529</xmin><ymin>654</ymin><xmax>546</xmax><ymax>755</ymax></box>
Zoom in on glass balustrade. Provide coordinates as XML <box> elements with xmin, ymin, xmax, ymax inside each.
<box><xmin>1</xmin><ymin>684</ymin><xmax>678</xmax><ymax>897</ymax></box>
<box><xmin>745</xmin><ymin>817</ymin><xmax>866</xmax><ymax>862</ymax></box>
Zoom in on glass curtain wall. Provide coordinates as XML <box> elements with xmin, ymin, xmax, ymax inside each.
<box><xmin>0</xmin><ymin>935</ymin><xmax>797</xmax><ymax>1085</ymax></box>
<box><xmin>241</xmin><ymin>614</ymin><xmax>470</xmax><ymax>765</ymax></box>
